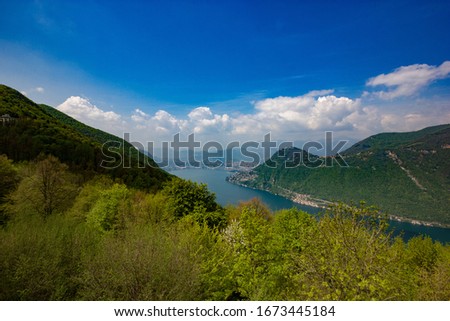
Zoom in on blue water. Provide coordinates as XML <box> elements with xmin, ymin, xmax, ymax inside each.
<box><xmin>172</xmin><ymin>168</ymin><xmax>450</xmax><ymax>244</ymax></box>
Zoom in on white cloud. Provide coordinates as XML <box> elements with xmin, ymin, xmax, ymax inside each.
<box><xmin>122</xmin><ymin>88</ymin><xmax>449</xmax><ymax>146</ymax></box>
<box><xmin>187</xmin><ymin>107</ymin><xmax>231</xmax><ymax>134</ymax></box>
<box><xmin>19</xmin><ymin>86</ymin><xmax>44</xmax><ymax>97</ymax></box>
<box><xmin>135</xmin><ymin>108</ymin><xmax>147</xmax><ymax>117</ymax></box>
<box><xmin>246</xmin><ymin>92</ymin><xmax>359</xmax><ymax>133</ymax></box>
<box><xmin>55</xmin><ymin>61</ymin><xmax>450</xmax><ymax>149</ymax></box>
<box><xmin>188</xmin><ymin>107</ymin><xmax>213</xmax><ymax>121</ymax></box>
<box><xmin>366</xmin><ymin>61</ymin><xmax>450</xmax><ymax>99</ymax></box>
<box><xmin>379</xmin><ymin>111</ymin><xmax>450</xmax><ymax>133</ymax></box>
<box><xmin>128</xmin><ymin>108</ymin><xmax>185</xmax><ymax>139</ymax></box>
<box><xmin>57</xmin><ymin>96</ymin><xmax>123</xmax><ymax>134</ymax></box>
<box><xmin>304</xmin><ymin>89</ymin><xmax>335</xmax><ymax>97</ymax></box>
<box><xmin>131</xmin><ymin>108</ymin><xmax>148</xmax><ymax>122</ymax></box>
<box><xmin>128</xmin><ymin>106</ymin><xmax>231</xmax><ymax>140</ymax></box>
<box><xmin>151</xmin><ymin>110</ymin><xmax>183</xmax><ymax>133</ymax></box>
<box><xmin>309</xmin><ymin>96</ymin><xmax>358</xmax><ymax>130</ymax></box>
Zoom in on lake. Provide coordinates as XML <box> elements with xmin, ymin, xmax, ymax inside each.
<box><xmin>172</xmin><ymin>168</ymin><xmax>450</xmax><ymax>244</ymax></box>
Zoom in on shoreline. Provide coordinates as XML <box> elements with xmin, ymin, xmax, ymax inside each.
<box><xmin>226</xmin><ymin>173</ymin><xmax>450</xmax><ymax>229</ymax></box>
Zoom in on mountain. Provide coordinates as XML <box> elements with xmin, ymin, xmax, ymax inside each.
<box><xmin>229</xmin><ymin>125</ymin><xmax>450</xmax><ymax>226</ymax></box>
<box><xmin>0</xmin><ymin>85</ymin><xmax>170</xmax><ymax>190</ymax></box>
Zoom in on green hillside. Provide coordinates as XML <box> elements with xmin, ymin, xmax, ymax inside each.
<box><xmin>231</xmin><ymin>125</ymin><xmax>450</xmax><ymax>225</ymax></box>
<box><xmin>1</xmin><ymin>85</ymin><xmax>450</xmax><ymax>301</ymax></box>
<box><xmin>39</xmin><ymin>103</ymin><xmax>129</xmax><ymax>147</ymax></box>
<box><xmin>0</xmin><ymin>85</ymin><xmax>170</xmax><ymax>190</ymax></box>
<box><xmin>342</xmin><ymin>124</ymin><xmax>450</xmax><ymax>155</ymax></box>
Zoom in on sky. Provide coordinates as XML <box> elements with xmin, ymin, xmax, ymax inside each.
<box><xmin>1</xmin><ymin>0</ymin><xmax>450</xmax><ymax>151</ymax></box>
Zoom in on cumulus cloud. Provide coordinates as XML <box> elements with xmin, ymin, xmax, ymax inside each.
<box><xmin>57</xmin><ymin>96</ymin><xmax>123</xmax><ymax>134</ymax></box>
<box><xmin>35</xmin><ymin>86</ymin><xmax>44</xmax><ymax>93</ymax></box>
<box><xmin>130</xmin><ymin>108</ymin><xmax>148</xmax><ymax>122</ymax></box>
<box><xmin>187</xmin><ymin>107</ymin><xmax>231</xmax><ymax>134</ymax></box>
<box><xmin>366</xmin><ymin>61</ymin><xmax>450</xmax><ymax>99</ymax></box>
<box><xmin>188</xmin><ymin>107</ymin><xmax>213</xmax><ymax>121</ymax></box>
<box><xmin>127</xmin><ymin>106</ymin><xmax>232</xmax><ymax>142</ymax></box>
<box><xmin>123</xmin><ymin>88</ymin><xmax>448</xmax><ymax>146</ymax></box>
<box><xmin>128</xmin><ymin>108</ymin><xmax>185</xmax><ymax>139</ymax></box>
<box><xmin>56</xmin><ymin>89</ymin><xmax>449</xmax><ymax>149</ymax></box>
<box><xmin>245</xmin><ymin>92</ymin><xmax>359</xmax><ymax>134</ymax></box>
<box><xmin>152</xmin><ymin>110</ymin><xmax>183</xmax><ymax>133</ymax></box>
<box><xmin>56</xmin><ymin>61</ymin><xmax>450</xmax><ymax>148</ymax></box>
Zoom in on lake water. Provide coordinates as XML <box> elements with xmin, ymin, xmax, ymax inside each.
<box><xmin>172</xmin><ymin>168</ymin><xmax>450</xmax><ymax>244</ymax></box>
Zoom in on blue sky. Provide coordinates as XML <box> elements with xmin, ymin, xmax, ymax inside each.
<box><xmin>1</xmin><ymin>0</ymin><xmax>450</xmax><ymax>146</ymax></box>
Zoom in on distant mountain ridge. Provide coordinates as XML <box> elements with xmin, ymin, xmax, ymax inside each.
<box><xmin>0</xmin><ymin>84</ymin><xmax>170</xmax><ymax>190</ymax></box>
<box><xmin>342</xmin><ymin>124</ymin><xmax>450</xmax><ymax>155</ymax></box>
<box><xmin>229</xmin><ymin>124</ymin><xmax>450</xmax><ymax>226</ymax></box>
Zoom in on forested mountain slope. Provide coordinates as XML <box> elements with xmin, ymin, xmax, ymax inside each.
<box><xmin>0</xmin><ymin>85</ymin><xmax>169</xmax><ymax>190</ymax></box>
<box><xmin>231</xmin><ymin>125</ymin><xmax>450</xmax><ymax>225</ymax></box>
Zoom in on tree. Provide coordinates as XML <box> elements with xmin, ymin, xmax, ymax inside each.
<box><xmin>217</xmin><ymin>202</ymin><xmax>275</xmax><ymax>300</ymax></box>
<box><xmin>86</xmin><ymin>183</ymin><xmax>129</xmax><ymax>233</ymax></box>
<box><xmin>0</xmin><ymin>155</ymin><xmax>18</xmax><ymax>198</ymax></box>
<box><xmin>0</xmin><ymin>154</ymin><xmax>19</xmax><ymax>225</ymax></box>
<box><xmin>161</xmin><ymin>178</ymin><xmax>226</xmax><ymax>228</ymax></box>
<box><xmin>36</xmin><ymin>155</ymin><xmax>76</xmax><ymax>217</ymax></box>
<box><xmin>8</xmin><ymin>155</ymin><xmax>78</xmax><ymax>219</ymax></box>
<box><xmin>228</xmin><ymin>198</ymin><xmax>272</xmax><ymax>222</ymax></box>
<box><xmin>296</xmin><ymin>202</ymin><xmax>403</xmax><ymax>300</ymax></box>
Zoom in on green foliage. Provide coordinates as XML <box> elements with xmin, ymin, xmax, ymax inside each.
<box><xmin>6</xmin><ymin>155</ymin><xmax>78</xmax><ymax>220</ymax></box>
<box><xmin>0</xmin><ymin>154</ymin><xmax>18</xmax><ymax>199</ymax></box>
<box><xmin>239</xmin><ymin>124</ymin><xmax>450</xmax><ymax>225</ymax></box>
<box><xmin>0</xmin><ymin>214</ymin><xmax>99</xmax><ymax>300</ymax></box>
<box><xmin>270</xmin><ymin>208</ymin><xmax>317</xmax><ymax>298</ymax></box>
<box><xmin>0</xmin><ymin>154</ymin><xmax>19</xmax><ymax>226</ymax></box>
<box><xmin>227</xmin><ymin>204</ymin><xmax>274</xmax><ymax>300</ymax></box>
<box><xmin>200</xmin><ymin>202</ymin><xmax>450</xmax><ymax>301</ymax></box>
<box><xmin>191</xmin><ymin>206</ymin><xmax>228</xmax><ymax>230</ymax></box>
<box><xmin>68</xmin><ymin>176</ymin><xmax>114</xmax><ymax>220</ymax></box>
<box><xmin>162</xmin><ymin>178</ymin><xmax>227</xmax><ymax>229</ymax></box>
<box><xmin>272</xmin><ymin>208</ymin><xmax>316</xmax><ymax>252</ymax></box>
<box><xmin>78</xmin><ymin>221</ymin><xmax>214</xmax><ymax>300</ymax></box>
<box><xmin>0</xmin><ymin>84</ymin><xmax>170</xmax><ymax>191</ymax></box>
<box><xmin>86</xmin><ymin>183</ymin><xmax>129</xmax><ymax>233</ymax></box>
<box><xmin>405</xmin><ymin>236</ymin><xmax>439</xmax><ymax>271</ymax></box>
<box><xmin>1</xmin><ymin>146</ymin><xmax>450</xmax><ymax>301</ymax></box>
<box><xmin>415</xmin><ymin>243</ymin><xmax>450</xmax><ymax>300</ymax></box>
<box><xmin>297</xmin><ymin>203</ymin><xmax>405</xmax><ymax>300</ymax></box>
<box><xmin>128</xmin><ymin>191</ymin><xmax>171</xmax><ymax>225</ymax></box>
<box><xmin>2</xmin><ymin>84</ymin><xmax>450</xmax><ymax>301</ymax></box>
<box><xmin>231</xmin><ymin>198</ymin><xmax>273</xmax><ymax>222</ymax></box>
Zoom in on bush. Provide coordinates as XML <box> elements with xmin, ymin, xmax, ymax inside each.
<box><xmin>86</xmin><ymin>183</ymin><xmax>129</xmax><ymax>233</ymax></box>
<box><xmin>162</xmin><ymin>178</ymin><xmax>227</xmax><ymax>229</ymax></box>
